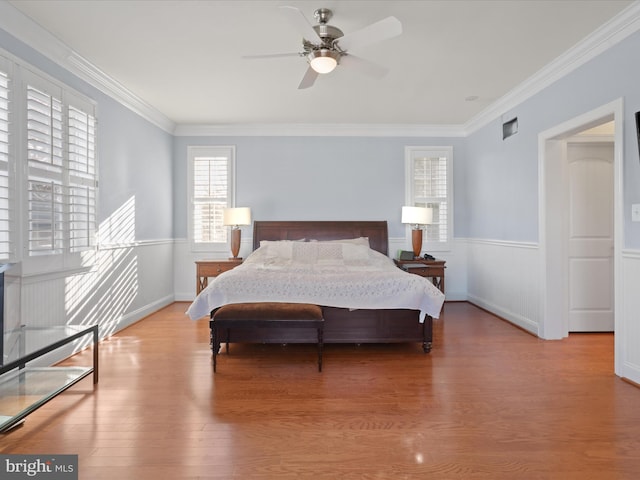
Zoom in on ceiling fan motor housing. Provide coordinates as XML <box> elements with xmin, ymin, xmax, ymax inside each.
<box><xmin>311</xmin><ymin>8</ymin><xmax>344</xmax><ymax>50</ymax></box>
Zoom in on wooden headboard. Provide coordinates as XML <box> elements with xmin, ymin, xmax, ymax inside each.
<box><xmin>252</xmin><ymin>221</ymin><xmax>389</xmax><ymax>256</ymax></box>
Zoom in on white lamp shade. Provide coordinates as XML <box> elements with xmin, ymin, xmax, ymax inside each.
<box><xmin>223</xmin><ymin>207</ymin><xmax>251</xmax><ymax>226</ymax></box>
<box><xmin>308</xmin><ymin>50</ymin><xmax>339</xmax><ymax>74</ymax></box>
<box><xmin>401</xmin><ymin>206</ymin><xmax>432</xmax><ymax>225</ymax></box>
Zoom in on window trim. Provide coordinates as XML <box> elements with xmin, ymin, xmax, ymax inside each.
<box><xmin>404</xmin><ymin>146</ymin><xmax>453</xmax><ymax>252</ymax></box>
<box><xmin>187</xmin><ymin>145</ymin><xmax>236</xmax><ymax>253</ymax></box>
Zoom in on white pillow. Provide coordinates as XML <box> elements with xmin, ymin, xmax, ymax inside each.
<box><xmin>292</xmin><ymin>241</ymin><xmax>318</xmax><ymax>263</ymax></box>
<box><xmin>260</xmin><ymin>240</ymin><xmax>294</xmax><ymax>259</ymax></box>
<box><xmin>342</xmin><ymin>243</ymin><xmax>370</xmax><ymax>261</ymax></box>
<box><xmin>317</xmin><ymin>242</ymin><xmax>342</xmax><ymax>261</ymax></box>
<box><xmin>309</xmin><ymin>237</ymin><xmax>370</xmax><ymax>247</ymax></box>
<box><xmin>315</xmin><ymin>242</ymin><xmax>344</xmax><ymax>265</ymax></box>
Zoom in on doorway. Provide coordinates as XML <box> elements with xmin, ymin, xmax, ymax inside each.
<box><xmin>538</xmin><ymin>99</ymin><xmax>623</xmax><ymax>373</ymax></box>
<box><xmin>566</xmin><ymin>133</ymin><xmax>614</xmax><ymax>331</ymax></box>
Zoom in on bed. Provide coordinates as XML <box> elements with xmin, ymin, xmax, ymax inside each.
<box><xmin>187</xmin><ymin>220</ymin><xmax>445</xmax><ymax>352</ymax></box>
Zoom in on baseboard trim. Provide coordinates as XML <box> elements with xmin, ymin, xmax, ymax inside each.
<box><xmin>110</xmin><ymin>294</ymin><xmax>175</xmax><ymax>336</ymax></box>
<box><xmin>467</xmin><ymin>294</ymin><xmax>538</xmax><ymax>335</ymax></box>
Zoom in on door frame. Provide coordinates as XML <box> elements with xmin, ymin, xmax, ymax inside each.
<box><xmin>538</xmin><ymin>99</ymin><xmax>623</xmax><ymax>375</ymax></box>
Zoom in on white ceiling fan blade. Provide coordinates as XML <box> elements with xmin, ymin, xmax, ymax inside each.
<box><xmin>280</xmin><ymin>6</ymin><xmax>321</xmax><ymax>42</ymax></box>
<box><xmin>298</xmin><ymin>66</ymin><xmax>319</xmax><ymax>89</ymax></box>
<box><xmin>337</xmin><ymin>16</ymin><xmax>402</xmax><ymax>52</ymax></box>
<box><xmin>340</xmin><ymin>55</ymin><xmax>390</xmax><ymax>79</ymax></box>
<box><xmin>242</xmin><ymin>52</ymin><xmax>300</xmax><ymax>59</ymax></box>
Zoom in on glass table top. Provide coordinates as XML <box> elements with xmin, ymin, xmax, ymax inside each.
<box><xmin>0</xmin><ymin>366</ymin><xmax>93</xmax><ymax>432</ymax></box>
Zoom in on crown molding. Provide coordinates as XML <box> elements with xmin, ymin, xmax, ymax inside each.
<box><xmin>0</xmin><ymin>1</ymin><xmax>175</xmax><ymax>134</ymax></box>
<box><xmin>173</xmin><ymin>123</ymin><xmax>466</xmax><ymax>137</ymax></box>
<box><xmin>65</xmin><ymin>53</ymin><xmax>175</xmax><ymax>133</ymax></box>
<box><xmin>464</xmin><ymin>1</ymin><xmax>640</xmax><ymax>136</ymax></box>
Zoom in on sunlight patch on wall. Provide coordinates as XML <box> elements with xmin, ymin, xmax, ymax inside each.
<box><xmin>64</xmin><ymin>196</ymin><xmax>138</xmax><ymax>340</ymax></box>
<box><xmin>98</xmin><ymin>196</ymin><xmax>136</xmax><ymax>245</ymax></box>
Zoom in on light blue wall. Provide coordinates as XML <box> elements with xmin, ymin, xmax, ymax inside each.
<box><xmin>465</xmin><ymin>118</ymin><xmax>539</xmax><ymax>242</ymax></box>
<box><xmin>98</xmin><ymin>105</ymin><xmax>173</xmax><ymax>241</ymax></box>
<box><xmin>173</xmin><ymin>135</ymin><xmax>467</xmax><ymax>239</ymax></box>
<box><xmin>0</xmin><ymin>28</ymin><xmax>174</xmax><ymax>242</ymax></box>
<box><xmin>465</xmin><ymin>29</ymin><xmax>640</xmax><ymax>247</ymax></box>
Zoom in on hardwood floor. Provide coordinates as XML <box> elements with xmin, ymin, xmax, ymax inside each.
<box><xmin>1</xmin><ymin>302</ymin><xmax>639</xmax><ymax>479</ymax></box>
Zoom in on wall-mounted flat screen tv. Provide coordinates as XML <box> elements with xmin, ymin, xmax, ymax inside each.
<box><xmin>636</xmin><ymin>111</ymin><xmax>640</xmax><ymax>160</ymax></box>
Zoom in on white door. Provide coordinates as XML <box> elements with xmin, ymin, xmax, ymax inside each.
<box><xmin>567</xmin><ymin>141</ymin><xmax>614</xmax><ymax>332</ymax></box>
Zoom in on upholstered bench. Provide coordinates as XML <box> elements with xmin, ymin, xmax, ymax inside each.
<box><xmin>210</xmin><ymin>302</ymin><xmax>324</xmax><ymax>372</ymax></box>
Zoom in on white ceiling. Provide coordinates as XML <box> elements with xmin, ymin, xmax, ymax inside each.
<box><xmin>5</xmin><ymin>0</ymin><xmax>635</xmax><ymax>127</ymax></box>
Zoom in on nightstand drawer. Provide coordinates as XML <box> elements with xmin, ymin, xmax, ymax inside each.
<box><xmin>404</xmin><ymin>266</ymin><xmax>433</xmax><ymax>277</ymax></box>
<box><xmin>195</xmin><ymin>260</ymin><xmax>243</xmax><ymax>294</ymax></box>
<box><xmin>198</xmin><ymin>262</ymin><xmax>238</xmax><ymax>277</ymax></box>
<box><xmin>408</xmin><ymin>265</ymin><xmax>445</xmax><ymax>277</ymax></box>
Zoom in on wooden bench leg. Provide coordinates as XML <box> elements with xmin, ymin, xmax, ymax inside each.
<box><xmin>423</xmin><ymin>315</ymin><xmax>433</xmax><ymax>353</ymax></box>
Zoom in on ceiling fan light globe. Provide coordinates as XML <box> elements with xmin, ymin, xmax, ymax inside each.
<box><xmin>310</xmin><ymin>57</ymin><xmax>337</xmax><ymax>74</ymax></box>
<box><xmin>308</xmin><ymin>50</ymin><xmax>339</xmax><ymax>74</ymax></box>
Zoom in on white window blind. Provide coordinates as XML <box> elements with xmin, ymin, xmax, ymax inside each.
<box><xmin>67</xmin><ymin>105</ymin><xmax>96</xmax><ymax>252</ymax></box>
<box><xmin>405</xmin><ymin>146</ymin><xmax>453</xmax><ymax>251</ymax></box>
<box><xmin>26</xmin><ymin>82</ymin><xmax>64</xmax><ymax>256</ymax></box>
<box><xmin>0</xmin><ymin>67</ymin><xmax>13</xmax><ymax>261</ymax></box>
<box><xmin>188</xmin><ymin>146</ymin><xmax>235</xmax><ymax>251</ymax></box>
<box><xmin>24</xmin><ymin>72</ymin><xmax>97</xmax><ymax>262</ymax></box>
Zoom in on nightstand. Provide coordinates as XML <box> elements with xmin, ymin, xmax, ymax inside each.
<box><xmin>394</xmin><ymin>258</ymin><xmax>446</xmax><ymax>294</ymax></box>
<box><xmin>195</xmin><ymin>259</ymin><xmax>243</xmax><ymax>294</ymax></box>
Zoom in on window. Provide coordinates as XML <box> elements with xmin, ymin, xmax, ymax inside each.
<box><xmin>188</xmin><ymin>146</ymin><xmax>235</xmax><ymax>252</ymax></box>
<box><xmin>24</xmin><ymin>72</ymin><xmax>97</xmax><ymax>265</ymax></box>
<box><xmin>0</xmin><ymin>50</ymin><xmax>98</xmax><ymax>274</ymax></box>
<box><xmin>405</xmin><ymin>146</ymin><xmax>453</xmax><ymax>251</ymax></box>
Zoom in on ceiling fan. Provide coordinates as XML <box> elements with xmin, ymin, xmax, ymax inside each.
<box><xmin>243</xmin><ymin>6</ymin><xmax>403</xmax><ymax>89</ymax></box>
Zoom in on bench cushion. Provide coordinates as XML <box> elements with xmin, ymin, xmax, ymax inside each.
<box><xmin>213</xmin><ymin>302</ymin><xmax>323</xmax><ymax>322</ymax></box>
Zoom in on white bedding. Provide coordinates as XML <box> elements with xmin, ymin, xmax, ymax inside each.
<box><xmin>186</xmin><ymin>240</ymin><xmax>445</xmax><ymax>322</ymax></box>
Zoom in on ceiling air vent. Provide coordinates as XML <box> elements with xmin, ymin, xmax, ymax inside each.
<box><xmin>503</xmin><ymin>117</ymin><xmax>518</xmax><ymax>140</ymax></box>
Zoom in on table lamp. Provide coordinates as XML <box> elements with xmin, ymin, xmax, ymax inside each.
<box><xmin>222</xmin><ymin>207</ymin><xmax>251</xmax><ymax>260</ymax></box>
<box><xmin>401</xmin><ymin>206</ymin><xmax>432</xmax><ymax>258</ymax></box>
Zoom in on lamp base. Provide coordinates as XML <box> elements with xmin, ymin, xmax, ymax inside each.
<box><xmin>230</xmin><ymin>228</ymin><xmax>241</xmax><ymax>260</ymax></box>
<box><xmin>411</xmin><ymin>228</ymin><xmax>423</xmax><ymax>259</ymax></box>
